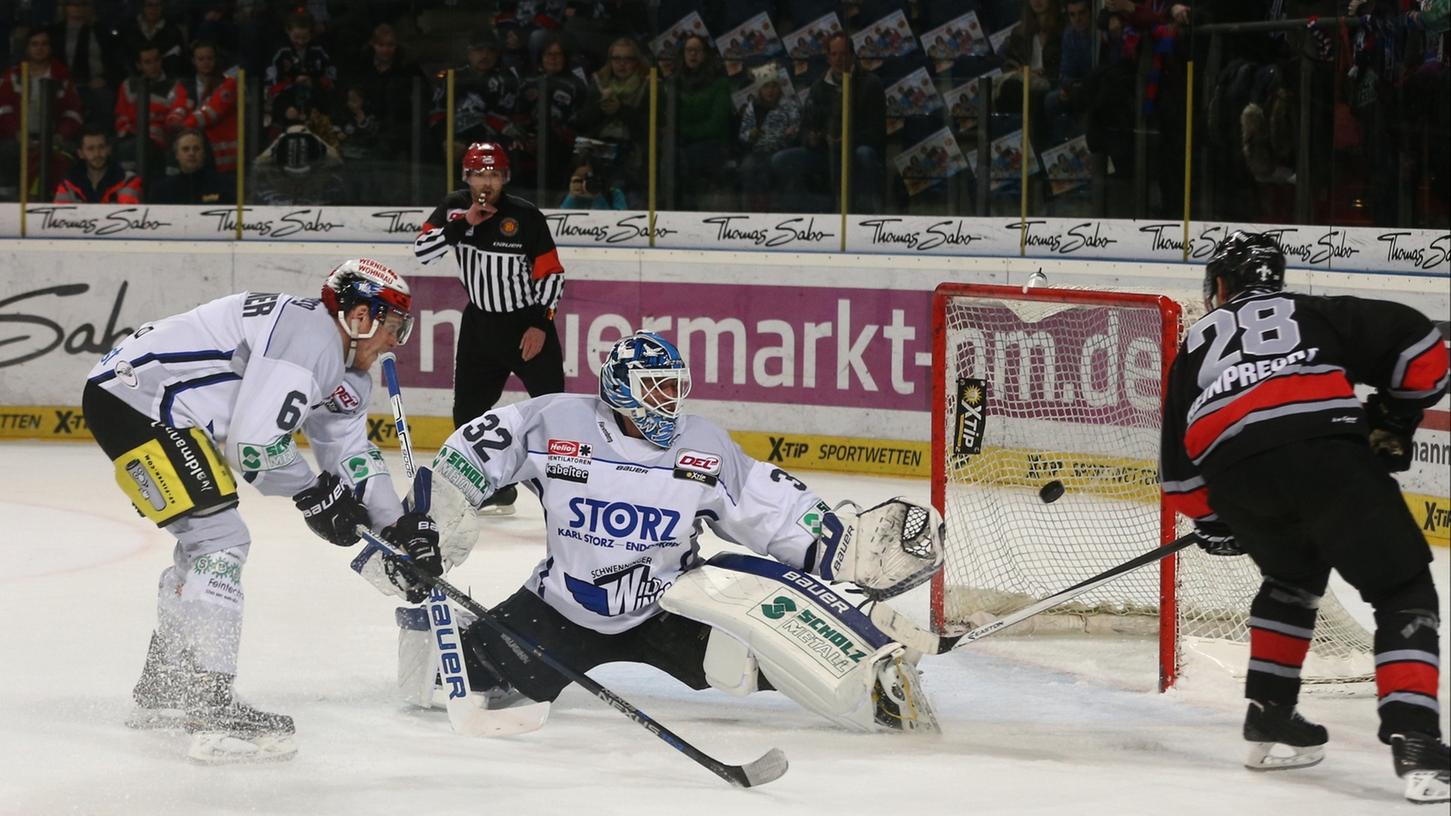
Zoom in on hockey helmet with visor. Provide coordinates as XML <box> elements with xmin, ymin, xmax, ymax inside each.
<box><xmin>322</xmin><ymin>258</ymin><xmax>415</xmax><ymax>349</ymax></box>
<box><xmin>599</xmin><ymin>331</ymin><xmax>692</xmax><ymax>447</ymax></box>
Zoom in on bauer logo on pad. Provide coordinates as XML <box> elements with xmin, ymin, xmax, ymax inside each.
<box><xmin>953</xmin><ymin>378</ymin><xmax>987</xmax><ymax>456</ymax></box>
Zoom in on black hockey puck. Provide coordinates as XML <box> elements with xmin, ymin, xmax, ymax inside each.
<box><xmin>1039</xmin><ymin>480</ymin><xmax>1065</xmax><ymax>503</ymax></box>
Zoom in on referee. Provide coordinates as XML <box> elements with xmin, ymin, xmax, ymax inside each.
<box><xmin>415</xmin><ymin>142</ymin><xmax>564</xmax><ymax>513</ymax></box>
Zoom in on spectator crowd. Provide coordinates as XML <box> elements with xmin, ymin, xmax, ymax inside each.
<box><xmin>0</xmin><ymin>0</ymin><xmax>1444</xmax><ymax>226</ymax></box>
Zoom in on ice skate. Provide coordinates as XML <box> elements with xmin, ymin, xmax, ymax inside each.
<box><xmin>125</xmin><ymin>632</ymin><xmax>193</xmax><ymax>730</ymax></box>
<box><xmin>1391</xmin><ymin>732</ymin><xmax>1450</xmax><ymax>804</ymax></box>
<box><xmin>477</xmin><ymin>484</ymin><xmax>517</xmax><ymax>516</ymax></box>
<box><xmin>184</xmin><ymin>672</ymin><xmax>297</xmax><ymax>764</ymax></box>
<box><xmin>1243</xmin><ymin>700</ymin><xmax>1327</xmax><ymax>770</ymax></box>
<box><xmin>872</xmin><ymin>655</ymin><xmax>939</xmax><ymax>734</ymax></box>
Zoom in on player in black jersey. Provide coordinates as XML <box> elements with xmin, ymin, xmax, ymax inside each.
<box><xmin>1161</xmin><ymin>231</ymin><xmax>1449</xmax><ymax>803</ymax></box>
<box><xmin>414</xmin><ymin>142</ymin><xmax>566</xmax><ymax>514</ymax></box>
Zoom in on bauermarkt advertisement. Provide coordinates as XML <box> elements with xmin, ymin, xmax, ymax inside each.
<box><xmin>0</xmin><ymin>204</ymin><xmax>1445</xmax><ymax>275</ymax></box>
<box><xmin>0</xmin><ymin>238</ymin><xmax>1444</xmax><ymax>542</ymax></box>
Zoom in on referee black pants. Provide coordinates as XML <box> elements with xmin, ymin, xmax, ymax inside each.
<box><xmin>452</xmin><ymin>304</ymin><xmax>565</xmax><ymax>428</ymax></box>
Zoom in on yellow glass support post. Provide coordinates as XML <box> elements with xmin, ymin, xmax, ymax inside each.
<box><xmin>648</xmin><ymin>67</ymin><xmax>658</xmax><ymax>248</ymax></box>
<box><xmin>839</xmin><ymin>71</ymin><xmax>851</xmax><ymax>252</ymax></box>
<box><xmin>19</xmin><ymin>62</ymin><xmax>28</xmax><ymax>237</ymax></box>
<box><xmin>235</xmin><ymin>69</ymin><xmax>245</xmax><ymax>239</ymax></box>
<box><xmin>1182</xmin><ymin>61</ymin><xmax>1194</xmax><ymax>262</ymax></box>
<box><xmin>445</xmin><ymin>70</ymin><xmax>456</xmax><ymax>195</ymax></box>
<box><xmin>1019</xmin><ymin>64</ymin><xmax>1029</xmax><ymax>257</ymax></box>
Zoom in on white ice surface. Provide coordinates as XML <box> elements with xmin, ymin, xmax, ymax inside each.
<box><xmin>1</xmin><ymin>441</ymin><xmax>1446</xmax><ymax>816</ymax></box>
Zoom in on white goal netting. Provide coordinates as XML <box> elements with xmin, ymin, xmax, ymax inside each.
<box><xmin>932</xmin><ymin>283</ymin><xmax>1374</xmax><ymax>689</ymax></box>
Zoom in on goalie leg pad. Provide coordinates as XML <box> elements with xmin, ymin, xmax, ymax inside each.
<box><xmin>395</xmin><ymin>604</ymin><xmax>487</xmax><ymax>709</ymax></box>
<box><xmin>661</xmin><ymin>553</ymin><xmax>937</xmax><ymax>733</ymax></box>
<box><xmin>703</xmin><ymin>629</ymin><xmax>759</xmax><ymax>697</ymax></box>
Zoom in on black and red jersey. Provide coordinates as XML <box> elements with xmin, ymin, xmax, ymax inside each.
<box><xmin>1162</xmin><ymin>290</ymin><xmax>1448</xmax><ymax>522</ymax></box>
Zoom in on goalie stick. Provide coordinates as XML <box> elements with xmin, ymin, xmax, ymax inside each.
<box><xmin>356</xmin><ymin>526</ymin><xmax>790</xmax><ymax>789</ymax></box>
<box><xmin>375</xmin><ymin>353</ymin><xmax>548</xmax><ymax>737</ymax></box>
<box><xmin>870</xmin><ymin>533</ymin><xmax>1197</xmax><ymax>656</ymax></box>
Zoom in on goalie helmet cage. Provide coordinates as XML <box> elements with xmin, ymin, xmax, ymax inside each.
<box><xmin>928</xmin><ymin>282</ymin><xmax>1375</xmax><ymax>692</ymax></box>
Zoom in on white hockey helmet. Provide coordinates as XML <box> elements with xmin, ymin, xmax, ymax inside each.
<box><xmin>322</xmin><ymin>258</ymin><xmax>414</xmax><ymax>364</ymax></box>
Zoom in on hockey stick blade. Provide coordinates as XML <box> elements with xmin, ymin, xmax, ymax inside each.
<box><xmin>874</xmin><ymin>534</ymin><xmax>1197</xmax><ymax>656</ymax></box>
<box><xmin>735</xmin><ymin>747</ymin><xmax>790</xmax><ymax>787</ymax></box>
<box><xmin>357</xmin><ymin>526</ymin><xmax>788</xmax><ymax>788</ymax></box>
<box><xmin>445</xmin><ymin>698</ymin><xmax>551</xmax><ymax>738</ymax></box>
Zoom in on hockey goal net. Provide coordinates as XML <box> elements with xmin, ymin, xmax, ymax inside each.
<box><xmin>929</xmin><ymin>282</ymin><xmax>1374</xmax><ymax>690</ymax></box>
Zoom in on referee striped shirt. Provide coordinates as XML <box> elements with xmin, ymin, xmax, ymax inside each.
<box><xmin>415</xmin><ymin>190</ymin><xmax>564</xmax><ymax>316</ymax></box>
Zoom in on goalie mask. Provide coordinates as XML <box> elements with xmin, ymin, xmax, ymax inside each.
<box><xmin>1204</xmin><ymin>230</ymin><xmax>1285</xmax><ymax>310</ymax></box>
<box><xmin>599</xmin><ymin>331</ymin><xmax>692</xmax><ymax>448</ymax></box>
<box><xmin>322</xmin><ymin>258</ymin><xmax>414</xmax><ymax>366</ymax></box>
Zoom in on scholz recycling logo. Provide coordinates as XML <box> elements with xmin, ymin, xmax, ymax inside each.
<box><xmin>760</xmin><ymin>596</ymin><xmax>797</xmax><ymax>620</ymax></box>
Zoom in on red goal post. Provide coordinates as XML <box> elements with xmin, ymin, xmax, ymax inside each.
<box><xmin>930</xmin><ymin>282</ymin><xmax>1181</xmax><ymax>690</ymax></box>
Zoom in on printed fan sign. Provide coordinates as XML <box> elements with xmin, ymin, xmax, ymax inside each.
<box><xmin>885</xmin><ymin>67</ymin><xmax>944</xmax><ymax>133</ymax></box>
<box><xmin>922</xmin><ymin>12</ymin><xmax>988</xmax><ymax>60</ymax></box>
<box><xmin>850</xmin><ymin>10</ymin><xmax>919</xmax><ymax>59</ymax></box>
<box><xmin>988</xmin><ymin>25</ymin><xmax>1016</xmax><ymax>56</ymax></box>
<box><xmin>717</xmin><ymin>11</ymin><xmax>784</xmax><ymax>60</ymax></box>
<box><xmin>650</xmin><ymin>12</ymin><xmax>710</xmax><ymax>59</ymax></box>
<box><xmin>942</xmin><ymin>70</ymin><xmax>1003</xmax><ymax>132</ymax></box>
<box><xmin>964</xmin><ymin>130</ymin><xmax>1040</xmax><ymax>193</ymax></box>
<box><xmin>893</xmin><ymin>128</ymin><xmax>968</xmax><ymax>196</ymax></box>
<box><xmin>1043</xmin><ymin>136</ymin><xmax>1097</xmax><ymax>196</ymax></box>
<box><xmin>782</xmin><ymin>12</ymin><xmax>843</xmax><ymax>60</ymax></box>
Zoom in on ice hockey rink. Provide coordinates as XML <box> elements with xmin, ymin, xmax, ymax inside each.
<box><xmin>1</xmin><ymin>440</ymin><xmax>1446</xmax><ymax>816</ymax></box>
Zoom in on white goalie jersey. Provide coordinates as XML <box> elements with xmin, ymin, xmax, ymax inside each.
<box><xmin>86</xmin><ymin>291</ymin><xmax>403</xmax><ymax>526</ymax></box>
<box><xmin>436</xmin><ymin>394</ymin><xmax>833</xmax><ymax>634</ymax></box>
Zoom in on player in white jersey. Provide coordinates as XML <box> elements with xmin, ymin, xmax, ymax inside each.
<box><xmin>373</xmin><ymin>331</ymin><xmax>946</xmax><ymax>732</ymax></box>
<box><xmin>81</xmin><ymin>258</ymin><xmax>442</xmax><ymax>763</ymax></box>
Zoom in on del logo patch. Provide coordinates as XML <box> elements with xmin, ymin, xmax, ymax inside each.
<box><xmin>328</xmin><ymin>382</ymin><xmax>360</xmax><ymax>411</ymax></box>
<box><xmin>500</xmin><ymin>217</ymin><xmax>519</xmax><ymax>237</ymax></box>
<box><xmin>673</xmin><ymin>450</ymin><xmax>721</xmax><ymax>486</ymax></box>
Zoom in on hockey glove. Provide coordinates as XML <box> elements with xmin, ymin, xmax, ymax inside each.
<box><xmin>381</xmin><ymin>512</ymin><xmax>442</xmax><ymax>603</ymax></box>
<box><xmin>1365</xmin><ymin>392</ymin><xmax>1421</xmax><ymax>473</ymax></box>
<box><xmin>1190</xmin><ymin>520</ymin><xmax>1243</xmax><ymax>556</ymax></box>
<box><xmin>293</xmin><ymin>471</ymin><xmax>371</xmax><ymax>547</ymax></box>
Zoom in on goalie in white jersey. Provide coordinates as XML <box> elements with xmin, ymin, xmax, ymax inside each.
<box><xmin>82</xmin><ymin>258</ymin><xmax>443</xmax><ymax>763</ymax></box>
<box><xmin>383</xmin><ymin>330</ymin><xmax>946</xmax><ymax>732</ymax></box>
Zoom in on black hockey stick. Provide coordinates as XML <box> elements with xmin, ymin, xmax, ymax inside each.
<box><xmin>872</xmin><ymin>533</ymin><xmax>1198</xmax><ymax>656</ymax></box>
<box><xmin>356</xmin><ymin>526</ymin><xmax>789</xmax><ymax>788</ymax></box>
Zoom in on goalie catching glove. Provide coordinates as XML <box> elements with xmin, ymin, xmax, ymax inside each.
<box><xmin>380</xmin><ymin>512</ymin><xmax>443</xmax><ymax>603</ymax></box>
<box><xmin>812</xmin><ymin>497</ymin><xmax>945</xmax><ymax>600</ymax></box>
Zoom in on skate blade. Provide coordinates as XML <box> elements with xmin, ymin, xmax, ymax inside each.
<box><xmin>1244</xmin><ymin>741</ymin><xmax>1325</xmax><ymax>771</ymax></box>
<box><xmin>1402</xmin><ymin>770</ymin><xmax>1450</xmax><ymax>804</ymax></box>
<box><xmin>125</xmin><ymin>706</ymin><xmax>186</xmax><ymax>730</ymax></box>
<box><xmin>187</xmin><ymin>732</ymin><xmax>298</xmax><ymax>764</ymax></box>
<box><xmin>475</xmin><ymin>504</ymin><xmax>516</xmax><ymax>517</ymax></box>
